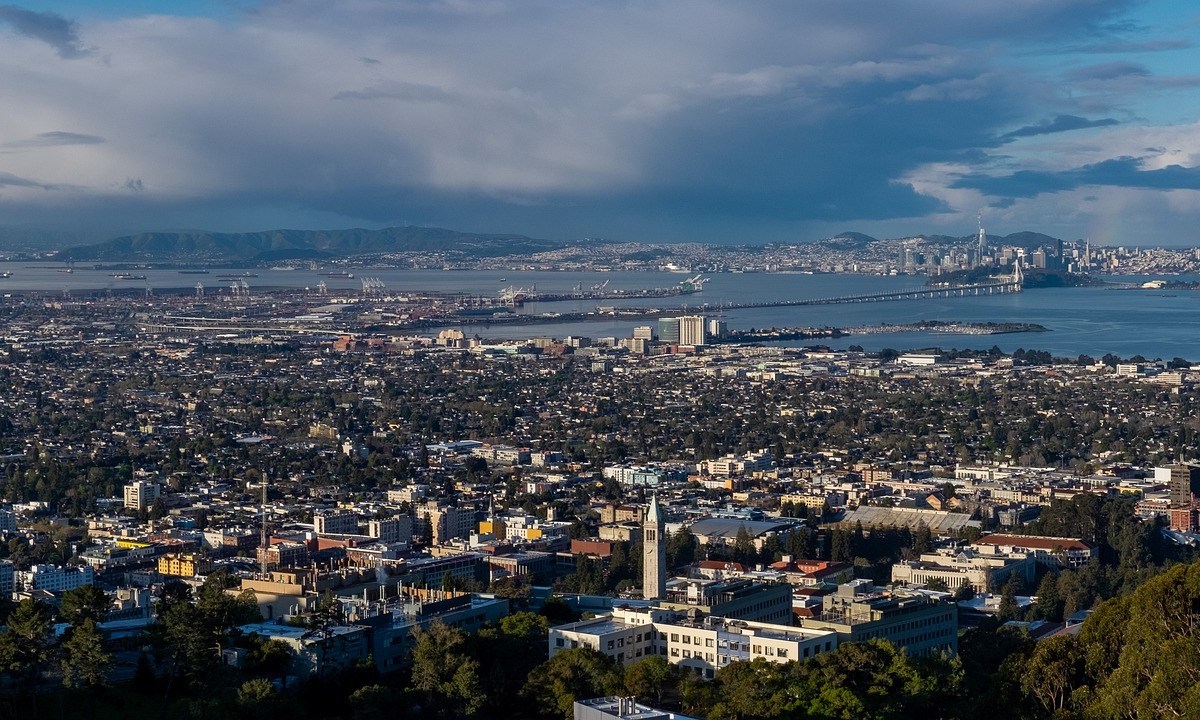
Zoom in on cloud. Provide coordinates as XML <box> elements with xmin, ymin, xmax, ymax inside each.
<box><xmin>3</xmin><ymin>131</ymin><xmax>105</xmax><ymax>148</ymax></box>
<box><xmin>332</xmin><ymin>81</ymin><xmax>453</xmax><ymax>102</ymax></box>
<box><xmin>0</xmin><ymin>5</ymin><xmax>90</xmax><ymax>58</ymax></box>
<box><xmin>0</xmin><ymin>171</ymin><xmax>58</xmax><ymax>190</ymax></box>
<box><xmin>951</xmin><ymin>156</ymin><xmax>1200</xmax><ymax>198</ymax></box>
<box><xmin>1071</xmin><ymin>37</ymin><xmax>1191</xmax><ymax>53</ymax></box>
<box><xmin>1002</xmin><ymin>115</ymin><xmax>1119</xmax><ymax>139</ymax></box>
<box><xmin>0</xmin><ymin>0</ymin><xmax>1195</xmax><ymax>243</ymax></box>
<box><xmin>1066</xmin><ymin>61</ymin><xmax>1150</xmax><ymax>82</ymax></box>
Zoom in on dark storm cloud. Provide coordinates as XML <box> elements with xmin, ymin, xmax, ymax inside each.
<box><xmin>952</xmin><ymin>157</ymin><xmax>1200</xmax><ymax>199</ymax></box>
<box><xmin>3</xmin><ymin>131</ymin><xmax>105</xmax><ymax>148</ymax></box>
<box><xmin>0</xmin><ymin>0</ymin><xmax>1188</xmax><ymax>243</ymax></box>
<box><xmin>1066</xmin><ymin>61</ymin><xmax>1150</xmax><ymax>82</ymax></box>
<box><xmin>0</xmin><ymin>5</ymin><xmax>90</xmax><ymax>58</ymax></box>
<box><xmin>0</xmin><ymin>171</ymin><xmax>58</xmax><ymax>189</ymax></box>
<box><xmin>1002</xmin><ymin>115</ymin><xmax>1120</xmax><ymax>139</ymax></box>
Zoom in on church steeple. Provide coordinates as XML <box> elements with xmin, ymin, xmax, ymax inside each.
<box><xmin>643</xmin><ymin>494</ymin><xmax>666</xmax><ymax>600</ymax></box>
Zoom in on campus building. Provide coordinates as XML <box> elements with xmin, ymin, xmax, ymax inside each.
<box><xmin>797</xmin><ymin>580</ymin><xmax>958</xmax><ymax>656</ymax></box>
<box><xmin>549</xmin><ymin>605</ymin><xmax>838</xmax><ymax>680</ymax></box>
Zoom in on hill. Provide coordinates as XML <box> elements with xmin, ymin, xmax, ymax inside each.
<box><xmin>58</xmin><ymin>226</ymin><xmax>570</xmax><ymax>263</ymax></box>
<box><xmin>1000</xmin><ymin>230</ymin><xmax>1061</xmax><ymax>250</ymax></box>
<box><xmin>828</xmin><ymin>231</ymin><xmax>878</xmax><ymax>246</ymax></box>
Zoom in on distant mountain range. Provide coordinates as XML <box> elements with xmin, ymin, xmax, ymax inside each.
<box><xmin>827</xmin><ymin>229</ymin><xmax>1062</xmax><ymax>249</ymax></box>
<box><xmin>51</xmin><ymin>224</ymin><xmax>1068</xmax><ymax>263</ymax></box>
<box><xmin>57</xmin><ymin>226</ymin><xmax>571</xmax><ymax>262</ymax></box>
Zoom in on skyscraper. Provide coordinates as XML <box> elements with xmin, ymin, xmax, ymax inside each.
<box><xmin>1161</xmin><ymin>463</ymin><xmax>1200</xmax><ymax>507</ymax></box>
<box><xmin>678</xmin><ymin>315</ymin><xmax>706</xmax><ymax>346</ymax></box>
<box><xmin>643</xmin><ymin>495</ymin><xmax>666</xmax><ymax>601</ymax></box>
<box><xmin>658</xmin><ymin>317</ymin><xmax>680</xmax><ymax>344</ymax></box>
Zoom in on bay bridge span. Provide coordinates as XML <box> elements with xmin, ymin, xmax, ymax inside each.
<box><xmin>732</xmin><ymin>266</ymin><xmax>1024</xmax><ymax>309</ymax></box>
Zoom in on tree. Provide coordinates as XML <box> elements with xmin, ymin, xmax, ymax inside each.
<box><xmin>59</xmin><ymin>584</ymin><xmax>110</xmax><ymax>625</ymax></box>
<box><xmin>0</xmin><ymin>598</ymin><xmax>54</xmax><ymax>701</ymax></box>
<box><xmin>522</xmin><ymin>648</ymin><xmax>623</xmax><ymax>720</ymax></box>
<box><xmin>410</xmin><ymin>622</ymin><xmax>485</xmax><ymax>718</ymax></box>
<box><xmin>476</xmin><ymin>612</ymin><xmax>552</xmax><ymax>715</ymax></box>
<box><xmin>705</xmin><ymin>658</ymin><xmax>790</xmax><ymax>720</ymax></box>
<box><xmin>235</xmin><ymin>678</ymin><xmax>277</xmax><ymax>720</ymax></box>
<box><xmin>924</xmin><ymin>577</ymin><xmax>949</xmax><ymax>592</ymax></box>
<box><xmin>1020</xmin><ymin>634</ymin><xmax>1086</xmax><ymax>716</ymax></box>
<box><xmin>60</xmin><ymin>618</ymin><xmax>111</xmax><ymax>691</ymax></box>
<box><xmin>624</xmin><ymin>655</ymin><xmax>679</xmax><ymax>708</ymax></box>
<box><xmin>912</xmin><ymin>522</ymin><xmax>933</xmax><ymax>554</ymax></box>
<box><xmin>247</xmin><ymin>637</ymin><xmax>295</xmax><ymax>689</ymax></box>
<box><xmin>666</xmin><ymin>526</ymin><xmax>696</xmax><ymax>570</ymax></box>
<box><xmin>348</xmin><ymin>684</ymin><xmax>398</xmax><ymax>720</ymax></box>
<box><xmin>1086</xmin><ymin>562</ymin><xmax>1200</xmax><ymax>718</ymax></box>
<box><xmin>733</xmin><ymin>525</ymin><xmax>756</xmax><ymax>564</ymax></box>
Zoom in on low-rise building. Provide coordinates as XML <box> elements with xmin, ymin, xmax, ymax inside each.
<box><xmin>659</xmin><ymin>578</ymin><xmax>793</xmax><ymax>625</ymax></box>
<box><xmin>970</xmin><ymin>534</ymin><xmax>1098</xmax><ymax>568</ymax></box>
<box><xmin>238</xmin><ymin>621</ymin><xmax>370</xmax><ymax>677</ymax></box>
<box><xmin>891</xmin><ymin>548</ymin><xmax>1034</xmax><ymax>593</ymax></box>
<box><xmin>549</xmin><ymin>605</ymin><xmax>838</xmax><ymax>680</ymax></box>
<box><xmin>344</xmin><ymin>589</ymin><xmax>510</xmax><ymax>673</ymax></box>
<box><xmin>16</xmin><ymin>564</ymin><xmax>95</xmax><ymax>593</ymax></box>
<box><xmin>574</xmin><ymin>697</ymin><xmax>700</xmax><ymax>720</ymax></box>
<box><xmin>798</xmin><ymin>580</ymin><xmax>958</xmax><ymax>656</ymax></box>
<box><xmin>157</xmin><ymin>552</ymin><xmax>215</xmax><ymax>578</ymax></box>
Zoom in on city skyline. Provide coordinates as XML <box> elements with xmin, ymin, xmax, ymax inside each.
<box><xmin>4</xmin><ymin>2</ymin><xmax>1200</xmax><ymax>246</ymax></box>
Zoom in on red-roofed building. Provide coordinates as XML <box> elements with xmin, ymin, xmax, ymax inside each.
<box><xmin>970</xmin><ymin>534</ymin><xmax>1097</xmax><ymax>568</ymax></box>
<box><xmin>693</xmin><ymin>560</ymin><xmax>747</xmax><ymax>580</ymax></box>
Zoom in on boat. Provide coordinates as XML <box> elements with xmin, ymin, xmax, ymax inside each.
<box><xmin>178</xmin><ymin>269</ymin><xmax>210</xmax><ymax>274</ymax></box>
<box><xmin>0</xmin><ymin>272</ymin><xmax>10</xmax><ymax>278</ymax></box>
<box><xmin>58</xmin><ymin>268</ymin><xmax>73</xmax><ymax>274</ymax></box>
<box><xmin>216</xmin><ymin>272</ymin><xmax>259</xmax><ymax>280</ymax></box>
<box><xmin>324</xmin><ymin>271</ymin><xmax>354</xmax><ymax>278</ymax></box>
<box><xmin>110</xmin><ymin>273</ymin><xmax>147</xmax><ymax>280</ymax></box>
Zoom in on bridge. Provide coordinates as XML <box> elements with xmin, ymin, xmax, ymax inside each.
<box><xmin>718</xmin><ymin>263</ymin><xmax>1025</xmax><ymax>310</ymax></box>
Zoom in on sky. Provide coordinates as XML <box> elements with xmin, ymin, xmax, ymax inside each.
<box><xmin>3</xmin><ymin>1</ymin><xmax>1200</xmax><ymax>246</ymax></box>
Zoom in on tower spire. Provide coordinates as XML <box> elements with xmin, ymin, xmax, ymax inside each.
<box><xmin>260</xmin><ymin>473</ymin><xmax>269</xmax><ymax>576</ymax></box>
<box><xmin>643</xmin><ymin>494</ymin><xmax>666</xmax><ymax>601</ymax></box>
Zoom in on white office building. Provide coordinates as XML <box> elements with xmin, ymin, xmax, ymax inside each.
<box><xmin>678</xmin><ymin>316</ymin><xmax>707</xmax><ymax>346</ymax></box>
<box><xmin>550</xmin><ymin>605</ymin><xmax>838</xmax><ymax>680</ymax></box>
<box><xmin>123</xmin><ymin>480</ymin><xmax>161</xmax><ymax>511</ymax></box>
<box><xmin>16</xmin><ymin>564</ymin><xmax>95</xmax><ymax>592</ymax></box>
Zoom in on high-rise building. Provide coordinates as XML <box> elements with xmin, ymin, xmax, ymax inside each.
<box><xmin>123</xmin><ymin>480</ymin><xmax>160</xmax><ymax>511</ymax></box>
<box><xmin>1157</xmin><ymin>464</ymin><xmax>1200</xmax><ymax>507</ymax></box>
<box><xmin>643</xmin><ymin>496</ymin><xmax>666</xmax><ymax>600</ymax></box>
<box><xmin>314</xmin><ymin>510</ymin><xmax>360</xmax><ymax>535</ymax></box>
<box><xmin>368</xmin><ymin>516</ymin><xmax>413</xmax><ymax>545</ymax></box>
<box><xmin>707</xmin><ymin>319</ymin><xmax>728</xmax><ymax>341</ymax></box>
<box><xmin>678</xmin><ymin>316</ymin><xmax>706</xmax><ymax>346</ymax></box>
<box><xmin>632</xmin><ymin>325</ymin><xmax>655</xmax><ymax>341</ymax></box>
<box><xmin>658</xmin><ymin>317</ymin><xmax>680</xmax><ymax>344</ymax></box>
<box><xmin>416</xmin><ymin>502</ymin><xmax>476</xmax><ymax>545</ymax></box>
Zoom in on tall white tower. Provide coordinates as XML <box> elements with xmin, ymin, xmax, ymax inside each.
<box><xmin>643</xmin><ymin>495</ymin><xmax>666</xmax><ymax>600</ymax></box>
<box><xmin>976</xmin><ymin>217</ymin><xmax>986</xmax><ymax>268</ymax></box>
